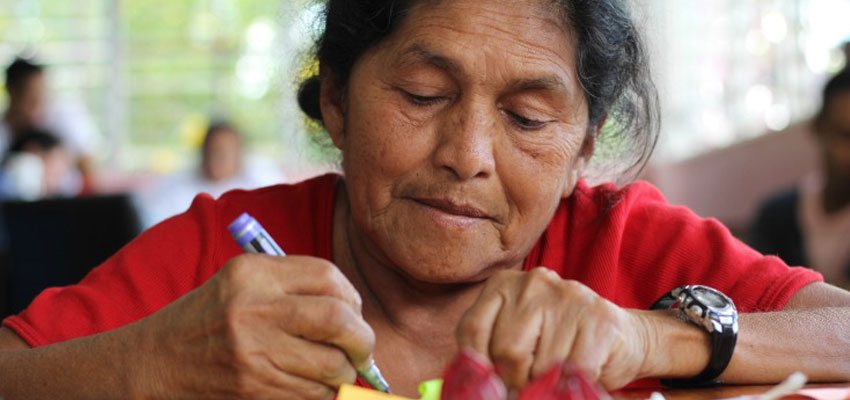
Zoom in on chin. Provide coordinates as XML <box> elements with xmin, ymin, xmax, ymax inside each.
<box><xmin>388</xmin><ymin>242</ymin><xmax>509</xmax><ymax>285</ymax></box>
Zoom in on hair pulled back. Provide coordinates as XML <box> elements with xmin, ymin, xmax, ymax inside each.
<box><xmin>298</xmin><ymin>0</ymin><xmax>659</xmax><ymax>182</ymax></box>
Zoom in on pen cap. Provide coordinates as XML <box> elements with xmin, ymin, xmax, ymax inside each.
<box><xmin>228</xmin><ymin>212</ymin><xmax>258</xmax><ymax>247</ymax></box>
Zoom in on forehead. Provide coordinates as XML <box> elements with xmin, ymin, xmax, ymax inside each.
<box><xmin>377</xmin><ymin>0</ymin><xmax>578</xmax><ymax>88</ymax></box>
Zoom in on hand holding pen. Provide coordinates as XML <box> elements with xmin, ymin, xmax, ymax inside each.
<box><xmin>121</xmin><ymin>217</ymin><xmax>379</xmax><ymax>398</ymax></box>
<box><xmin>229</xmin><ymin>213</ymin><xmax>391</xmax><ymax>393</ymax></box>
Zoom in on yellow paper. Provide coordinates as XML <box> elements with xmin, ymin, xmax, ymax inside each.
<box><xmin>337</xmin><ymin>384</ymin><xmax>417</xmax><ymax>400</ymax></box>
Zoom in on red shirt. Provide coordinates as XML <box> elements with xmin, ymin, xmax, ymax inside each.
<box><xmin>4</xmin><ymin>174</ymin><xmax>821</xmax><ymax>347</ymax></box>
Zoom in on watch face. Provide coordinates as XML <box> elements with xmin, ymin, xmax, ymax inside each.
<box><xmin>692</xmin><ymin>286</ymin><xmax>730</xmax><ymax>309</ymax></box>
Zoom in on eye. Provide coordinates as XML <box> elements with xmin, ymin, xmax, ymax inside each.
<box><xmin>506</xmin><ymin>110</ymin><xmax>548</xmax><ymax>130</ymax></box>
<box><xmin>403</xmin><ymin>91</ymin><xmax>445</xmax><ymax>106</ymax></box>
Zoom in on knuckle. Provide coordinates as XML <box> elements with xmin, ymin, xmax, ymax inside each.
<box><xmin>225</xmin><ymin>254</ymin><xmax>258</xmax><ymax>278</ymax></box>
<box><xmin>592</xmin><ymin>298</ymin><xmax>620</xmax><ymax>322</ymax></box>
<box><xmin>316</xmin><ymin>349</ymin><xmax>353</xmax><ymax>381</ymax></box>
<box><xmin>318</xmin><ymin>350</ymin><xmax>356</xmax><ymax>385</ymax></box>
<box><xmin>222</xmin><ymin>304</ymin><xmax>246</xmax><ymax>333</ymax></box>
<box><xmin>561</xmin><ymin>279</ymin><xmax>584</xmax><ymax>293</ymax></box>
<box><xmin>529</xmin><ymin>266</ymin><xmax>557</xmax><ymax>280</ymax></box>
<box><xmin>312</xmin><ymin>259</ymin><xmax>340</xmax><ymax>283</ymax></box>
<box><xmin>492</xmin><ymin>344</ymin><xmax>531</xmax><ymax>368</ymax></box>
<box><xmin>572</xmin><ymin>357</ymin><xmax>602</xmax><ymax>383</ymax></box>
<box><xmin>561</xmin><ymin>280</ymin><xmax>594</xmax><ymax>302</ymax></box>
<box><xmin>320</xmin><ymin>300</ymin><xmax>354</xmax><ymax>334</ymax></box>
<box><xmin>599</xmin><ymin>373</ymin><xmax>625</xmax><ymax>391</ymax></box>
<box><xmin>350</xmin><ymin>289</ymin><xmax>363</xmax><ymax>311</ymax></box>
<box><xmin>357</xmin><ymin>323</ymin><xmax>376</xmax><ymax>355</ymax></box>
<box><xmin>224</xmin><ymin>331</ymin><xmax>252</xmax><ymax>367</ymax></box>
<box><xmin>457</xmin><ymin>316</ymin><xmax>486</xmax><ymax>341</ymax></box>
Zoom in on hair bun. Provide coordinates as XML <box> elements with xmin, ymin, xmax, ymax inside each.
<box><xmin>297</xmin><ymin>75</ymin><xmax>324</xmax><ymax>123</ymax></box>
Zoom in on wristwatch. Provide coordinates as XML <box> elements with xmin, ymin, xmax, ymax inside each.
<box><xmin>651</xmin><ymin>285</ymin><xmax>738</xmax><ymax>387</ymax></box>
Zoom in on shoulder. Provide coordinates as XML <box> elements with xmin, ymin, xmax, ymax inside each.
<box><xmin>548</xmin><ymin>179</ymin><xmax>673</xmax><ymax>231</ymax></box>
<box><xmin>535</xmin><ymin>179</ymin><xmax>675</xmax><ymax>267</ymax></box>
<box><xmin>533</xmin><ymin>180</ymin><xmax>717</xmax><ymax>303</ymax></box>
<box><xmin>215</xmin><ymin>173</ymin><xmax>339</xmax><ymax>217</ymax></box>
<box><xmin>211</xmin><ymin>173</ymin><xmax>340</xmax><ymax>258</ymax></box>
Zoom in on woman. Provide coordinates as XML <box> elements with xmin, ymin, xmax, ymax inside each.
<box><xmin>1</xmin><ymin>0</ymin><xmax>849</xmax><ymax>398</ymax></box>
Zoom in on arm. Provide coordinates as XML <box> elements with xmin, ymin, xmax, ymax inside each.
<box><xmin>457</xmin><ymin>269</ymin><xmax>850</xmax><ymax>390</ymax></box>
<box><xmin>0</xmin><ymin>255</ymin><xmax>374</xmax><ymax>399</ymax></box>
<box><xmin>0</xmin><ymin>323</ymin><xmax>147</xmax><ymax>398</ymax></box>
<box><xmin>642</xmin><ymin>282</ymin><xmax>850</xmax><ymax>384</ymax></box>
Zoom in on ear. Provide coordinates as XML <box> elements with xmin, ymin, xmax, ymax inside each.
<box><xmin>319</xmin><ymin>66</ymin><xmax>346</xmax><ymax>150</ymax></box>
<box><xmin>561</xmin><ymin>118</ymin><xmax>602</xmax><ymax>199</ymax></box>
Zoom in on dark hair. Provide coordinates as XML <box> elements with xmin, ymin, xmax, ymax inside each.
<box><xmin>816</xmin><ymin>68</ymin><xmax>850</xmax><ymax>126</ymax></box>
<box><xmin>5</xmin><ymin>57</ymin><xmax>44</xmax><ymax>94</ymax></box>
<box><xmin>298</xmin><ymin>0</ymin><xmax>659</xmax><ymax>182</ymax></box>
<box><xmin>202</xmin><ymin>120</ymin><xmax>242</xmax><ymax>150</ymax></box>
<box><xmin>4</xmin><ymin>128</ymin><xmax>61</xmax><ymax>165</ymax></box>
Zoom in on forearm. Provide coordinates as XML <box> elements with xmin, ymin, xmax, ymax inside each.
<box><xmin>722</xmin><ymin>308</ymin><xmax>850</xmax><ymax>383</ymax></box>
<box><xmin>639</xmin><ymin>308</ymin><xmax>850</xmax><ymax>383</ymax></box>
<box><xmin>0</xmin><ymin>325</ymin><xmax>146</xmax><ymax>399</ymax></box>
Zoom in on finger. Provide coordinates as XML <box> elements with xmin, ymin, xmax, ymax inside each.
<box><xmin>245</xmin><ymin>254</ymin><xmax>363</xmax><ymax>313</ymax></box>
<box><xmin>456</xmin><ymin>289</ymin><xmax>505</xmax><ymax>356</ymax></box>
<box><xmin>277</xmin><ymin>295</ymin><xmax>376</xmax><ymax>370</ymax></box>
<box><xmin>530</xmin><ymin>308</ymin><xmax>577</xmax><ymax>379</ymax></box>
<box><xmin>262</xmin><ymin>332</ymin><xmax>358</xmax><ymax>389</ymax></box>
<box><xmin>489</xmin><ymin>303</ymin><xmax>543</xmax><ymax>389</ymax></box>
<box><xmin>566</xmin><ymin>322</ymin><xmax>612</xmax><ymax>385</ymax></box>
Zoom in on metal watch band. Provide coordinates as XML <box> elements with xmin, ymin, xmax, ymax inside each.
<box><xmin>650</xmin><ymin>287</ymin><xmax>738</xmax><ymax>387</ymax></box>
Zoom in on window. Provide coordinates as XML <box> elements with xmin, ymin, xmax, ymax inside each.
<box><xmin>1</xmin><ymin>0</ymin><xmax>328</xmax><ymax>177</ymax></box>
<box><xmin>642</xmin><ymin>0</ymin><xmax>850</xmax><ymax>161</ymax></box>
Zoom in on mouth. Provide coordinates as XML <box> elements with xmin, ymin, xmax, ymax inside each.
<box><xmin>411</xmin><ymin>198</ymin><xmax>492</xmax><ymax>220</ymax></box>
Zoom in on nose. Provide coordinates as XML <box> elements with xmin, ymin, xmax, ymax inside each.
<box><xmin>432</xmin><ymin>101</ymin><xmax>496</xmax><ymax>181</ymax></box>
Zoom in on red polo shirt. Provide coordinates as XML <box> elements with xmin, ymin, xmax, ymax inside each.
<box><xmin>4</xmin><ymin>174</ymin><xmax>821</xmax><ymax>348</ymax></box>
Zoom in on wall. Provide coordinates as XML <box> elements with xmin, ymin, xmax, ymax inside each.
<box><xmin>645</xmin><ymin>121</ymin><xmax>821</xmax><ymax>233</ymax></box>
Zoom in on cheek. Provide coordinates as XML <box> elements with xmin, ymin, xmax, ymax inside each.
<box><xmin>505</xmin><ymin>128</ymin><xmax>584</xmax><ymax>187</ymax></box>
<box><xmin>342</xmin><ymin>94</ymin><xmax>436</xmax><ymax>180</ymax></box>
<box><xmin>340</xmin><ymin>90</ymin><xmax>440</xmax><ymax>223</ymax></box>
<box><xmin>497</xmin><ymin>130</ymin><xmax>585</xmax><ymax>230</ymax></box>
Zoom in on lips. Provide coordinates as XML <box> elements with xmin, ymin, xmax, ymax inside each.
<box><xmin>412</xmin><ymin>198</ymin><xmax>491</xmax><ymax>220</ymax></box>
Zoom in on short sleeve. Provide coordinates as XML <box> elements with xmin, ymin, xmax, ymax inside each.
<box><xmin>2</xmin><ymin>193</ymin><xmax>222</xmax><ymax>347</ymax></box>
<box><xmin>615</xmin><ymin>182</ymin><xmax>823</xmax><ymax>312</ymax></box>
<box><xmin>532</xmin><ymin>180</ymin><xmax>823</xmax><ymax>313</ymax></box>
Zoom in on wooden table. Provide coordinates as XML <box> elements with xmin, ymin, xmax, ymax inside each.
<box><xmin>616</xmin><ymin>384</ymin><xmax>850</xmax><ymax>400</ymax></box>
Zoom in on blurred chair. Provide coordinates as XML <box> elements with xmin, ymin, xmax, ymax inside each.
<box><xmin>0</xmin><ymin>194</ymin><xmax>141</xmax><ymax>318</ymax></box>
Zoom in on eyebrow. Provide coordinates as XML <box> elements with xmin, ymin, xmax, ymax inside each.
<box><xmin>505</xmin><ymin>76</ymin><xmax>568</xmax><ymax>94</ymax></box>
<box><xmin>397</xmin><ymin>43</ymin><xmax>464</xmax><ymax>77</ymax></box>
<box><xmin>396</xmin><ymin>43</ymin><xmax>572</xmax><ymax>95</ymax></box>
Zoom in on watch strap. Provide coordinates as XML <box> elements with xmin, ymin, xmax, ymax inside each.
<box><xmin>651</xmin><ymin>288</ymin><xmax>737</xmax><ymax>387</ymax></box>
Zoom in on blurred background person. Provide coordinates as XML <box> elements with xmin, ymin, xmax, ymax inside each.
<box><xmin>0</xmin><ymin>127</ymin><xmax>78</xmax><ymax>200</ymax></box>
<box><xmin>136</xmin><ymin>119</ymin><xmax>282</xmax><ymax>227</ymax></box>
<box><xmin>751</xmin><ymin>68</ymin><xmax>850</xmax><ymax>283</ymax></box>
<box><xmin>1</xmin><ymin>57</ymin><xmax>99</xmax><ymax>194</ymax></box>
<box><xmin>0</xmin><ymin>58</ymin><xmax>46</xmax><ymax>153</ymax></box>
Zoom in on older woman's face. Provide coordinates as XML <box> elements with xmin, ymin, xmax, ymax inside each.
<box><xmin>323</xmin><ymin>0</ymin><xmax>592</xmax><ymax>283</ymax></box>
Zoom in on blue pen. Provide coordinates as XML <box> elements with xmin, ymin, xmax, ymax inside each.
<box><xmin>228</xmin><ymin>212</ymin><xmax>391</xmax><ymax>393</ymax></box>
